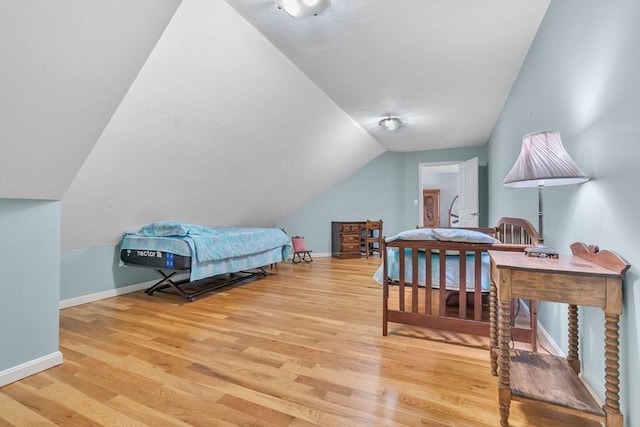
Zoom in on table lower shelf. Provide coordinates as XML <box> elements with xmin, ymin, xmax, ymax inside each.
<box><xmin>507</xmin><ymin>349</ymin><xmax>604</xmax><ymax>420</ymax></box>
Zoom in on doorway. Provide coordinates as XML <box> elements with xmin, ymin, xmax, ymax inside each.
<box><xmin>418</xmin><ymin>158</ymin><xmax>479</xmax><ymax>228</ymax></box>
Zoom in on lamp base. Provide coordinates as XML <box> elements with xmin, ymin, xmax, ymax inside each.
<box><xmin>525</xmin><ymin>245</ymin><xmax>559</xmax><ymax>259</ymax></box>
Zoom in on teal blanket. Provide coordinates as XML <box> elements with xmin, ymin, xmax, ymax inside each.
<box><xmin>373</xmin><ymin>247</ymin><xmax>490</xmax><ymax>292</ymax></box>
<box><xmin>122</xmin><ymin>222</ymin><xmax>292</xmax><ymax>263</ymax></box>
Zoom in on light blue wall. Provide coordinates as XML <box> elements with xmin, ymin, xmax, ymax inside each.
<box><xmin>60</xmin><ymin>245</ymin><xmax>157</xmax><ymax>301</ymax></box>
<box><xmin>59</xmin><ymin>151</ymin><xmax>405</xmax><ymax>300</ymax></box>
<box><xmin>0</xmin><ymin>199</ymin><xmax>60</xmax><ymax>371</ymax></box>
<box><xmin>487</xmin><ymin>0</ymin><xmax>640</xmax><ymax>423</ymax></box>
<box><xmin>277</xmin><ymin>146</ymin><xmax>488</xmax><ymax>254</ymax></box>
<box><xmin>276</xmin><ymin>151</ymin><xmax>404</xmax><ymax>253</ymax></box>
<box><xmin>59</xmin><ymin>146</ymin><xmax>487</xmax><ymax>300</ymax></box>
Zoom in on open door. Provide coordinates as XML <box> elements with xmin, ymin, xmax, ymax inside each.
<box><xmin>458</xmin><ymin>157</ymin><xmax>479</xmax><ymax>227</ymax></box>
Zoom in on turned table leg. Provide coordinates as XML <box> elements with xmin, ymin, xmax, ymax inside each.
<box><xmin>498</xmin><ymin>297</ymin><xmax>511</xmax><ymax>426</ymax></box>
<box><xmin>567</xmin><ymin>304</ymin><xmax>580</xmax><ymax>374</ymax></box>
<box><xmin>604</xmin><ymin>313</ymin><xmax>622</xmax><ymax>427</ymax></box>
<box><xmin>490</xmin><ymin>280</ymin><xmax>498</xmax><ymax>376</ymax></box>
<box><xmin>530</xmin><ymin>300</ymin><xmax>538</xmax><ymax>352</ymax></box>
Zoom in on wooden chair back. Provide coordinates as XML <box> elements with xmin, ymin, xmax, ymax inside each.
<box><xmin>363</xmin><ymin>219</ymin><xmax>383</xmax><ymax>258</ymax></box>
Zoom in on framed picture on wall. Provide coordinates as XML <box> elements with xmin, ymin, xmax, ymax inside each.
<box><xmin>423</xmin><ymin>189</ymin><xmax>440</xmax><ymax>227</ymax></box>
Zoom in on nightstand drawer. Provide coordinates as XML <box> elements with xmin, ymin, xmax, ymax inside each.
<box><xmin>342</xmin><ymin>234</ymin><xmax>360</xmax><ymax>244</ymax></box>
<box><xmin>341</xmin><ymin>243</ymin><xmax>360</xmax><ymax>253</ymax></box>
<box><xmin>341</xmin><ymin>224</ymin><xmax>361</xmax><ymax>233</ymax></box>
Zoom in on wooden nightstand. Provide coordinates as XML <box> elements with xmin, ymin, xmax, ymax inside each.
<box><xmin>331</xmin><ymin>221</ymin><xmax>365</xmax><ymax>259</ymax></box>
<box><xmin>489</xmin><ymin>243</ymin><xmax>630</xmax><ymax>427</ymax></box>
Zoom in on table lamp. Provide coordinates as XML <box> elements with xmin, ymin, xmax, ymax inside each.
<box><xmin>502</xmin><ymin>131</ymin><xmax>588</xmax><ymax>258</ymax></box>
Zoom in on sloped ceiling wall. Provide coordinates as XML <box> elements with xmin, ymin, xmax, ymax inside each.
<box><xmin>0</xmin><ymin>0</ymin><xmax>181</xmax><ymax>199</ymax></box>
<box><xmin>60</xmin><ymin>0</ymin><xmax>384</xmax><ymax>248</ymax></box>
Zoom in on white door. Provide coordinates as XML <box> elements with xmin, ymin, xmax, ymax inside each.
<box><xmin>458</xmin><ymin>157</ymin><xmax>479</xmax><ymax>227</ymax></box>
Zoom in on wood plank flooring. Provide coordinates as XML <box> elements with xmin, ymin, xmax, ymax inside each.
<box><xmin>0</xmin><ymin>257</ymin><xmax>600</xmax><ymax>426</ymax></box>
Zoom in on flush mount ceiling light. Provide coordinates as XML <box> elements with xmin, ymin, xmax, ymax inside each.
<box><xmin>378</xmin><ymin>116</ymin><xmax>403</xmax><ymax>131</ymax></box>
<box><xmin>274</xmin><ymin>0</ymin><xmax>332</xmax><ymax>19</ymax></box>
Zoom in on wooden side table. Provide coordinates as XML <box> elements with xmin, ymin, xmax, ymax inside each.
<box><xmin>331</xmin><ymin>221</ymin><xmax>365</xmax><ymax>259</ymax></box>
<box><xmin>489</xmin><ymin>243</ymin><xmax>630</xmax><ymax>427</ymax></box>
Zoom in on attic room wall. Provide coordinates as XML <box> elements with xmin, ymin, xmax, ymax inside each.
<box><xmin>61</xmin><ymin>0</ymin><xmax>383</xmax><ymax>250</ymax></box>
<box><xmin>0</xmin><ymin>0</ymin><xmax>181</xmax><ymax>199</ymax></box>
<box><xmin>0</xmin><ymin>0</ymin><xmax>180</xmax><ymax>385</ymax></box>
<box><xmin>276</xmin><ymin>151</ymin><xmax>404</xmax><ymax>254</ymax></box>
<box><xmin>0</xmin><ymin>199</ymin><xmax>61</xmax><ymax>385</ymax></box>
<box><xmin>487</xmin><ymin>0</ymin><xmax>640</xmax><ymax>422</ymax></box>
<box><xmin>276</xmin><ymin>145</ymin><xmax>487</xmax><ymax>255</ymax></box>
<box><xmin>60</xmin><ymin>143</ymin><xmax>484</xmax><ymax>302</ymax></box>
<box><xmin>59</xmin><ymin>0</ymin><xmax>383</xmax><ymax>301</ymax></box>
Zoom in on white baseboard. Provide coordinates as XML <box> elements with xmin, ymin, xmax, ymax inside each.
<box><xmin>59</xmin><ymin>280</ymin><xmax>157</xmax><ymax>309</ymax></box>
<box><xmin>518</xmin><ymin>300</ymin><xmax>564</xmax><ymax>357</ymax></box>
<box><xmin>60</xmin><ymin>255</ymin><xmax>336</xmax><ymax>309</ymax></box>
<box><xmin>60</xmin><ymin>256</ymin><xmax>333</xmax><ymax>309</ymax></box>
<box><xmin>312</xmin><ymin>252</ymin><xmax>331</xmax><ymax>258</ymax></box>
<box><xmin>286</xmin><ymin>252</ymin><xmax>330</xmax><ymax>261</ymax></box>
<box><xmin>59</xmin><ymin>252</ymin><xmax>350</xmax><ymax>309</ymax></box>
<box><xmin>536</xmin><ymin>322</ymin><xmax>564</xmax><ymax>357</ymax></box>
<box><xmin>0</xmin><ymin>351</ymin><xmax>63</xmax><ymax>387</ymax></box>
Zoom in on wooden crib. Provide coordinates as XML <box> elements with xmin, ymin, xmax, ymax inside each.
<box><xmin>382</xmin><ymin>217</ymin><xmax>539</xmax><ymax>345</ymax></box>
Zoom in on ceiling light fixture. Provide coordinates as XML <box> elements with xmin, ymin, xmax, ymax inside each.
<box><xmin>378</xmin><ymin>116</ymin><xmax>403</xmax><ymax>131</ymax></box>
<box><xmin>274</xmin><ymin>0</ymin><xmax>332</xmax><ymax>19</ymax></box>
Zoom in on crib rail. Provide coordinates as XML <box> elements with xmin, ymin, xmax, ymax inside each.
<box><xmin>382</xmin><ymin>233</ymin><xmax>534</xmax><ymax>343</ymax></box>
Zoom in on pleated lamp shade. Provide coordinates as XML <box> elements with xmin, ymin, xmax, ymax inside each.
<box><xmin>503</xmin><ymin>131</ymin><xmax>588</xmax><ymax>188</ymax></box>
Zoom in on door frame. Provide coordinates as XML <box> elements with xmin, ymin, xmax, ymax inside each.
<box><xmin>418</xmin><ymin>161</ymin><xmax>459</xmax><ymax>228</ymax></box>
<box><xmin>458</xmin><ymin>157</ymin><xmax>479</xmax><ymax>227</ymax></box>
<box><xmin>418</xmin><ymin>158</ymin><xmax>479</xmax><ymax>228</ymax></box>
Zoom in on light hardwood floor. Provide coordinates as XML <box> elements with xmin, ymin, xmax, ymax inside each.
<box><xmin>1</xmin><ymin>257</ymin><xmax>599</xmax><ymax>426</ymax></box>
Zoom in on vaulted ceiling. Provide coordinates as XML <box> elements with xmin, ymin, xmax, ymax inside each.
<box><xmin>60</xmin><ymin>0</ymin><xmax>384</xmax><ymax>247</ymax></box>
<box><xmin>0</xmin><ymin>0</ymin><xmax>549</xmax><ymax>248</ymax></box>
<box><xmin>0</xmin><ymin>0</ymin><xmax>182</xmax><ymax>200</ymax></box>
<box><xmin>227</xmin><ymin>0</ymin><xmax>550</xmax><ymax>152</ymax></box>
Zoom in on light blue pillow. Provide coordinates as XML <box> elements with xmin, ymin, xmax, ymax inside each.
<box><xmin>433</xmin><ymin>228</ymin><xmax>500</xmax><ymax>244</ymax></box>
<box><xmin>137</xmin><ymin>222</ymin><xmax>210</xmax><ymax>237</ymax></box>
<box><xmin>385</xmin><ymin>228</ymin><xmax>437</xmax><ymax>242</ymax></box>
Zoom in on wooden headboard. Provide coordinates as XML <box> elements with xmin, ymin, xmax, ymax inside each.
<box><xmin>494</xmin><ymin>217</ymin><xmax>539</xmax><ymax>245</ymax></box>
<box><xmin>417</xmin><ymin>217</ymin><xmax>539</xmax><ymax>246</ymax></box>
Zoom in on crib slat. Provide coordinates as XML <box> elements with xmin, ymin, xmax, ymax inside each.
<box><xmin>474</xmin><ymin>250</ymin><xmax>483</xmax><ymax>321</ymax></box>
<box><xmin>411</xmin><ymin>248</ymin><xmax>419</xmax><ymax>313</ymax></box>
<box><xmin>382</xmin><ymin>239</ymin><xmax>389</xmax><ymax>336</ymax></box>
<box><xmin>459</xmin><ymin>249</ymin><xmax>467</xmax><ymax>319</ymax></box>
<box><xmin>425</xmin><ymin>250</ymin><xmax>432</xmax><ymax>315</ymax></box>
<box><xmin>398</xmin><ymin>245</ymin><xmax>405</xmax><ymax>312</ymax></box>
<box><xmin>438</xmin><ymin>250</ymin><xmax>447</xmax><ymax>317</ymax></box>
